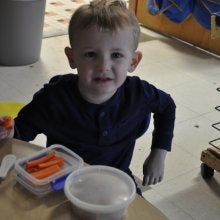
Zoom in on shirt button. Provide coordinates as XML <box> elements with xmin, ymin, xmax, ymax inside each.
<box><xmin>99</xmin><ymin>111</ymin><xmax>105</xmax><ymax>118</ymax></box>
<box><xmin>102</xmin><ymin>130</ymin><xmax>108</xmax><ymax>136</ymax></box>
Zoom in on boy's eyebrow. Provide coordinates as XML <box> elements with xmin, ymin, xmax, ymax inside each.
<box><xmin>112</xmin><ymin>47</ymin><xmax>124</xmax><ymax>50</ymax></box>
<box><xmin>78</xmin><ymin>46</ymin><xmax>125</xmax><ymax>51</ymax></box>
<box><xmin>105</xmin><ymin>48</ymin><xmax>126</xmax><ymax>52</ymax></box>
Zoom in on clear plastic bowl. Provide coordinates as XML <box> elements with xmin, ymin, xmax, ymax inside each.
<box><xmin>64</xmin><ymin>165</ymin><xmax>136</xmax><ymax>220</ymax></box>
<box><xmin>14</xmin><ymin>144</ymin><xmax>83</xmax><ymax>196</ymax></box>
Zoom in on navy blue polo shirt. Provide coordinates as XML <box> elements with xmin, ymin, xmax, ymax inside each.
<box><xmin>14</xmin><ymin>74</ymin><xmax>176</xmax><ymax>175</ymax></box>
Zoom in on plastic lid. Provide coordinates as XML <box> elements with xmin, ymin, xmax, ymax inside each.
<box><xmin>64</xmin><ymin>165</ymin><xmax>136</xmax><ymax>213</ymax></box>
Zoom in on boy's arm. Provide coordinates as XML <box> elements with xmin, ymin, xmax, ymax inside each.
<box><xmin>142</xmin><ymin>148</ymin><xmax>167</xmax><ymax>186</ymax></box>
<box><xmin>142</xmin><ymin>102</ymin><xmax>175</xmax><ymax>186</ymax></box>
<box><xmin>142</xmin><ymin>92</ymin><xmax>176</xmax><ymax>186</ymax></box>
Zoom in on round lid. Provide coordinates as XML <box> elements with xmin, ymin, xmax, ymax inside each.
<box><xmin>64</xmin><ymin>165</ymin><xmax>136</xmax><ymax>213</ymax></box>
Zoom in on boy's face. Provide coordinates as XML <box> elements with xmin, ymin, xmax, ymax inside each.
<box><xmin>65</xmin><ymin>25</ymin><xmax>142</xmax><ymax>104</ymax></box>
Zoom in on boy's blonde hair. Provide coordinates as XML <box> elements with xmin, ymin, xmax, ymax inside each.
<box><xmin>68</xmin><ymin>0</ymin><xmax>140</xmax><ymax>50</ymax></box>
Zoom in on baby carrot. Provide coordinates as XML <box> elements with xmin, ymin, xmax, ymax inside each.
<box><xmin>26</xmin><ymin>166</ymin><xmax>41</xmax><ymax>173</ymax></box>
<box><xmin>31</xmin><ymin>165</ymin><xmax>61</xmax><ymax>179</ymax></box>
<box><xmin>3</xmin><ymin>116</ymin><xmax>13</xmax><ymax>129</ymax></box>
<box><xmin>37</xmin><ymin>157</ymin><xmax>64</xmax><ymax>169</ymax></box>
<box><xmin>26</xmin><ymin>151</ymin><xmax>56</xmax><ymax>168</ymax></box>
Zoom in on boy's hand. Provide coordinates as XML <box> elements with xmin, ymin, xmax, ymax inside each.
<box><xmin>0</xmin><ymin>116</ymin><xmax>14</xmax><ymax>140</ymax></box>
<box><xmin>142</xmin><ymin>148</ymin><xmax>167</xmax><ymax>186</ymax></box>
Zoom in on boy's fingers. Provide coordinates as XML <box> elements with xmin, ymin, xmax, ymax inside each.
<box><xmin>0</xmin><ymin>118</ymin><xmax>5</xmax><ymax>124</ymax></box>
<box><xmin>0</xmin><ymin>128</ymin><xmax>14</xmax><ymax>139</ymax></box>
<box><xmin>158</xmin><ymin>175</ymin><xmax>163</xmax><ymax>183</ymax></box>
<box><xmin>143</xmin><ymin>175</ymin><xmax>161</xmax><ymax>186</ymax></box>
<box><xmin>143</xmin><ymin>175</ymin><xmax>153</xmax><ymax>186</ymax></box>
<box><xmin>153</xmin><ymin>177</ymin><xmax>160</xmax><ymax>185</ymax></box>
<box><xmin>142</xmin><ymin>175</ymin><xmax>148</xmax><ymax>186</ymax></box>
<box><xmin>0</xmin><ymin>130</ymin><xmax>9</xmax><ymax>139</ymax></box>
<box><xmin>148</xmin><ymin>176</ymin><xmax>155</xmax><ymax>185</ymax></box>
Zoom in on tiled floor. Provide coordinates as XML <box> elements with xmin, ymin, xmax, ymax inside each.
<box><xmin>43</xmin><ymin>0</ymin><xmax>90</xmax><ymax>38</ymax></box>
<box><xmin>0</xmin><ymin>26</ymin><xmax>220</xmax><ymax>220</ymax></box>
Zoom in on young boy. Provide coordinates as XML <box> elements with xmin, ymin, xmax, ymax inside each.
<box><xmin>0</xmin><ymin>0</ymin><xmax>175</xmax><ymax>194</ymax></box>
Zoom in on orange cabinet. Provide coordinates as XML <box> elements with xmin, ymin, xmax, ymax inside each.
<box><xmin>130</xmin><ymin>0</ymin><xmax>220</xmax><ymax>56</ymax></box>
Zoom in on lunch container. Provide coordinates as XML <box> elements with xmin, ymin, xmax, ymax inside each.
<box><xmin>64</xmin><ymin>165</ymin><xmax>136</xmax><ymax>220</ymax></box>
<box><xmin>14</xmin><ymin>144</ymin><xmax>83</xmax><ymax>196</ymax></box>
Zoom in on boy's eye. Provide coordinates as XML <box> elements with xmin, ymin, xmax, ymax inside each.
<box><xmin>111</xmin><ymin>52</ymin><xmax>123</xmax><ymax>59</ymax></box>
<box><xmin>84</xmin><ymin>51</ymin><xmax>96</xmax><ymax>58</ymax></box>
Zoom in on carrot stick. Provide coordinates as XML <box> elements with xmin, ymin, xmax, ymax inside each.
<box><xmin>37</xmin><ymin>157</ymin><xmax>64</xmax><ymax>169</ymax></box>
<box><xmin>26</xmin><ymin>166</ymin><xmax>41</xmax><ymax>173</ymax></box>
<box><xmin>31</xmin><ymin>165</ymin><xmax>61</xmax><ymax>179</ymax></box>
<box><xmin>3</xmin><ymin>116</ymin><xmax>13</xmax><ymax>129</ymax></box>
<box><xmin>26</xmin><ymin>156</ymin><xmax>64</xmax><ymax>173</ymax></box>
<box><xmin>26</xmin><ymin>151</ymin><xmax>56</xmax><ymax>168</ymax></box>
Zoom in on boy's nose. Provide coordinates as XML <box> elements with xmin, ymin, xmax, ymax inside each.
<box><xmin>97</xmin><ymin>57</ymin><xmax>110</xmax><ymax>72</ymax></box>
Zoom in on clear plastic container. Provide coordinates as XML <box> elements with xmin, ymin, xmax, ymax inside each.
<box><xmin>14</xmin><ymin>144</ymin><xmax>83</xmax><ymax>196</ymax></box>
<box><xmin>64</xmin><ymin>165</ymin><xmax>136</xmax><ymax>220</ymax></box>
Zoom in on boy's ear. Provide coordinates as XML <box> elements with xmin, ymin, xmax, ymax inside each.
<box><xmin>128</xmin><ymin>51</ymin><xmax>142</xmax><ymax>73</ymax></box>
<box><xmin>64</xmin><ymin>47</ymin><xmax>76</xmax><ymax>69</ymax></box>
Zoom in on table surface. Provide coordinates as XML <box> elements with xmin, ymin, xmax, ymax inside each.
<box><xmin>0</xmin><ymin>139</ymin><xmax>168</xmax><ymax>220</ymax></box>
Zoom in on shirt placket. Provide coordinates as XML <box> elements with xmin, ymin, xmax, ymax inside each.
<box><xmin>97</xmin><ymin>110</ymin><xmax>110</xmax><ymax>145</ymax></box>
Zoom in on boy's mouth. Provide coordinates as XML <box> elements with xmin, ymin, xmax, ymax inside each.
<box><xmin>93</xmin><ymin>77</ymin><xmax>112</xmax><ymax>83</ymax></box>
